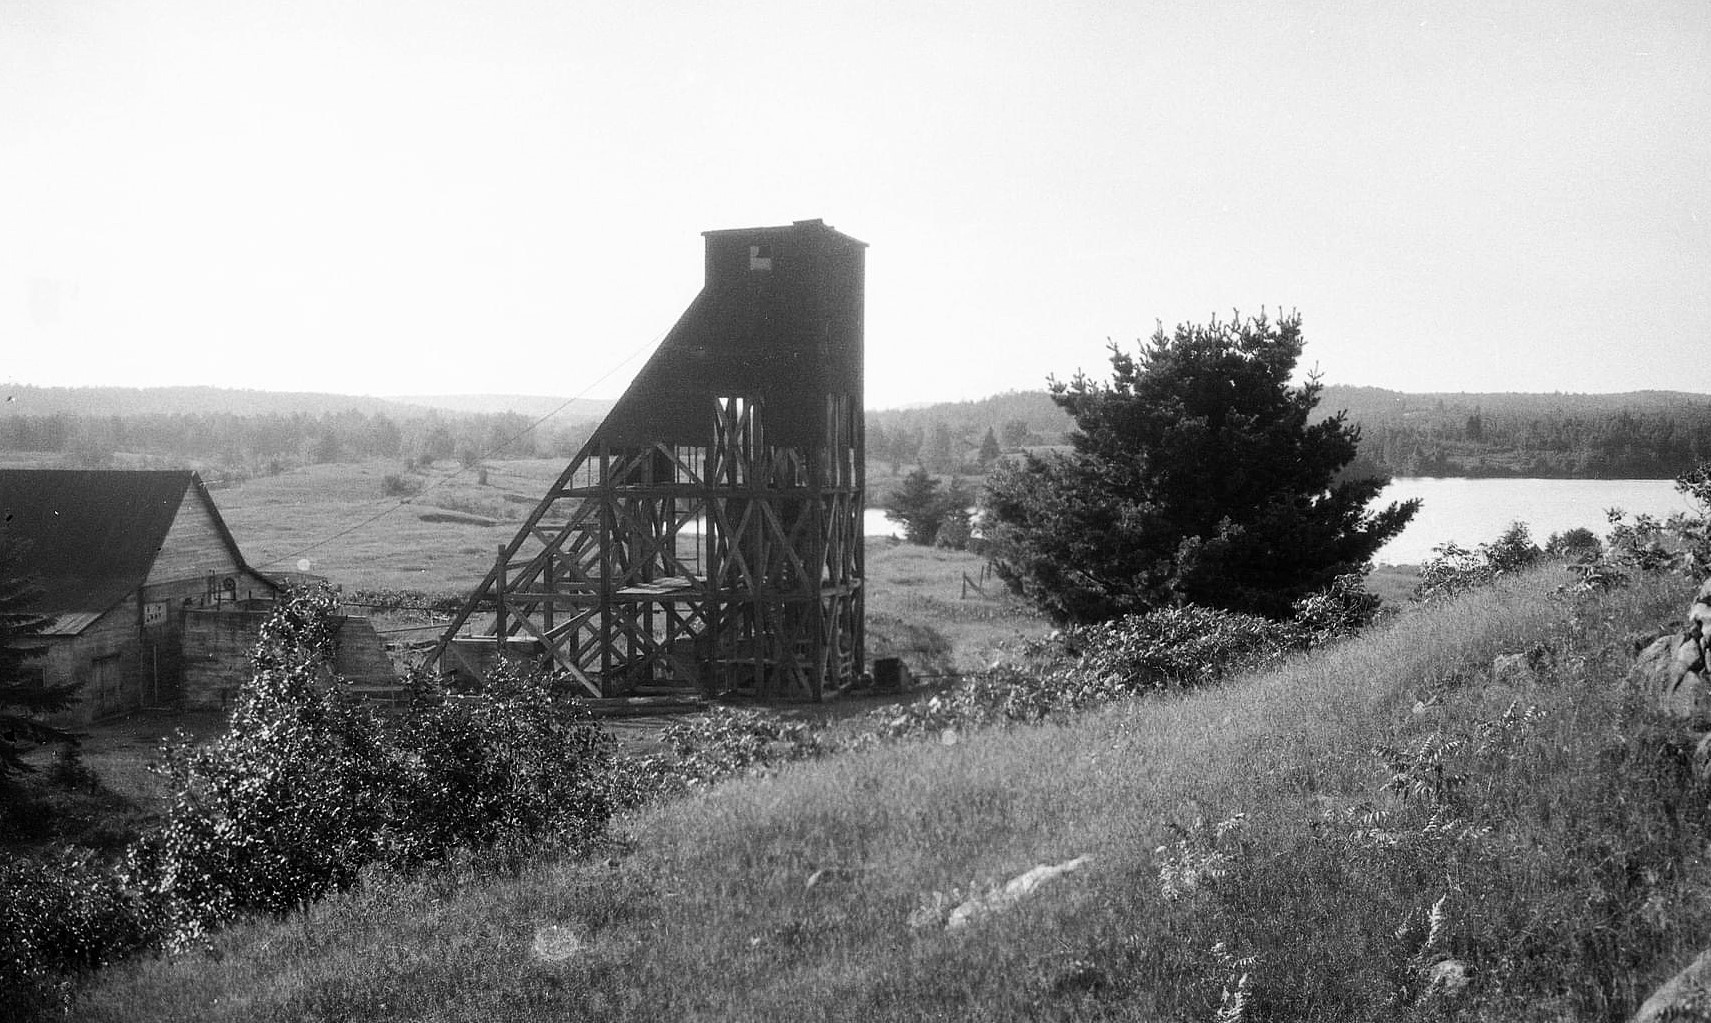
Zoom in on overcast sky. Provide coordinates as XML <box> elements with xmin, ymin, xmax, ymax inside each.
<box><xmin>3</xmin><ymin>0</ymin><xmax>1707</xmax><ymax>409</ymax></box>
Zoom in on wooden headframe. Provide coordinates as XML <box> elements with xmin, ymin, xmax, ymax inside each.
<box><xmin>426</xmin><ymin>220</ymin><xmax>866</xmax><ymax>700</ymax></box>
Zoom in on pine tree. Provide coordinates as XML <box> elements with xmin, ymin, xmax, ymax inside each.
<box><xmin>0</xmin><ymin>532</ymin><xmax>76</xmax><ymax>777</ymax></box>
<box><xmin>882</xmin><ymin>469</ymin><xmax>964</xmax><ymax>546</ymax></box>
<box><xmin>981</xmin><ymin>312</ymin><xmax>1418</xmax><ymax>623</ymax></box>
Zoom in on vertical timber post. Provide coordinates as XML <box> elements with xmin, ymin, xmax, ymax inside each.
<box><xmin>494</xmin><ymin>545</ymin><xmax>507</xmax><ymax>656</ymax></box>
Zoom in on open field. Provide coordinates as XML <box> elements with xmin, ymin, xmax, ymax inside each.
<box><xmin>208</xmin><ymin>459</ymin><xmax>1052</xmax><ymax>674</ymax></box>
<box><xmin>66</xmin><ymin>568</ymin><xmax>1711</xmax><ymax>1020</ymax></box>
<box><xmin>211</xmin><ymin>459</ymin><xmax>567</xmax><ymax>593</ymax></box>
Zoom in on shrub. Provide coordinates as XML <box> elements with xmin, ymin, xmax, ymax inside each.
<box><xmin>124</xmin><ymin>589</ymin><xmax>624</xmax><ymax>950</ymax></box>
<box><xmin>871</xmin><ymin>604</ymin><xmax>1297</xmax><ymax>739</ymax></box>
<box><xmin>1414</xmin><ymin>522</ymin><xmax>1542</xmax><ymax>602</ymax></box>
<box><xmin>1059</xmin><ymin>604</ymin><xmax>1288</xmax><ymax>692</ymax></box>
<box><xmin>1599</xmin><ymin>463</ymin><xmax>1711</xmax><ymax>578</ymax></box>
<box><xmin>0</xmin><ymin>850</ymin><xmax>154</xmax><ymax>1018</ymax></box>
<box><xmin>1288</xmin><ymin>571</ymin><xmax>1383</xmax><ymax>649</ymax></box>
<box><xmin>1481</xmin><ymin>520</ymin><xmax>1542</xmax><ymax>574</ymax></box>
<box><xmin>127</xmin><ymin>618</ymin><xmax>396</xmax><ymax>947</ymax></box>
<box><xmin>1545</xmin><ymin>526</ymin><xmax>1602</xmax><ymax>562</ymax></box>
<box><xmin>380</xmin><ymin>473</ymin><xmax>419</xmax><ymax>497</ymax></box>
<box><xmin>633</xmin><ymin>707</ymin><xmax>825</xmax><ymax>794</ymax></box>
<box><xmin>348</xmin><ymin>588</ymin><xmax>467</xmax><ymax>615</ymax></box>
<box><xmin>381</xmin><ymin>664</ymin><xmax>620</xmax><ymax>863</ymax></box>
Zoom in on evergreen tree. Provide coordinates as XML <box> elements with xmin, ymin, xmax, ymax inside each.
<box><xmin>981</xmin><ymin>312</ymin><xmax>1419</xmax><ymax>623</ymax></box>
<box><xmin>882</xmin><ymin>469</ymin><xmax>962</xmax><ymax>546</ymax></box>
<box><xmin>977</xmin><ymin>427</ymin><xmax>1002</xmax><ymax>467</ymax></box>
<box><xmin>0</xmin><ymin>532</ymin><xmax>76</xmax><ymax>778</ymax></box>
<box><xmin>923</xmin><ymin>420</ymin><xmax>960</xmax><ymax>473</ymax></box>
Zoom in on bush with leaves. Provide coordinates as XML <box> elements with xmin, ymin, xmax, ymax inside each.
<box><xmin>1289</xmin><ymin>571</ymin><xmax>1384</xmax><ymax>648</ymax></box>
<box><xmin>1058</xmin><ymin>604</ymin><xmax>1290</xmax><ymax>692</ymax></box>
<box><xmin>868</xmin><ymin>666</ymin><xmax>1102</xmax><ymax>740</ymax></box>
<box><xmin>872</xmin><ymin>604</ymin><xmax>1302</xmax><ymax>739</ymax></box>
<box><xmin>381</xmin><ymin>664</ymin><xmax>619</xmax><ymax>863</ymax></box>
<box><xmin>0</xmin><ymin>849</ymin><xmax>154</xmax><ymax>1018</ymax></box>
<box><xmin>126</xmin><ymin>590</ymin><xmax>395</xmax><ymax>947</ymax></box>
<box><xmin>126</xmin><ymin>587</ymin><xmax>623</xmax><ymax>950</ymax></box>
<box><xmin>1597</xmin><ymin>461</ymin><xmax>1711</xmax><ymax>579</ymax></box>
<box><xmin>1413</xmin><ymin>521</ymin><xmax>1542</xmax><ymax>602</ymax></box>
<box><xmin>348</xmin><ymin>587</ymin><xmax>468</xmax><ymax>616</ymax></box>
<box><xmin>633</xmin><ymin>707</ymin><xmax>825</xmax><ymax>793</ymax></box>
<box><xmin>1544</xmin><ymin>526</ymin><xmax>1603</xmax><ymax>562</ymax></box>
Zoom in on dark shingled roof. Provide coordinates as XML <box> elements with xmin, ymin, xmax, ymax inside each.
<box><xmin>0</xmin><ymin>469</ymin><xmax>256</xmax><ymax>616</ymax></box>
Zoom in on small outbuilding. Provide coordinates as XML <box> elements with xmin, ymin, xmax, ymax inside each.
<box><xmin>1</xmin><ymin>469</ymin><xmax>279</xmax><ymax>722</ymax></box>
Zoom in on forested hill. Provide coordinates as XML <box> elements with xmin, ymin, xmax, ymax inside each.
<box><xmin>1317</xmin><ymin>386</ymin><xmax>1711</xmax><ymax>478</ymax></box>
<box><xmin>866</xmin><ymin>386</ymin><xmax>1711</xmax><ymax>479</ymax></box>
<box><xmin>0</xmin><ymin>384</ymin><xmax>412</xmax><ymax>418</ymax></box>
<box><xmin>0</xmin><ymin>386</ymin><xmax>608</xmax><ymax>472</ymax></box>
<box><xmin>0</xmin><ymin>384</ymin><xmax>613</xmax><ymax>422</ymax></box>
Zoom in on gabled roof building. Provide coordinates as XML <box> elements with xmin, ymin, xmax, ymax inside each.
<box><xmin>1</xmin><ymin>469</ymin><xmax>278</xmax><ymax>721</ymax></box>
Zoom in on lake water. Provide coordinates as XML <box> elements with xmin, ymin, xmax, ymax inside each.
<box><xmin>860</xmin><ymin>478</ymin><xmax>1700</xmax><ymax>566</ymax></box>
<box><xmin>1369</xmin><ymin>478</ymin><xmax>1697</xmax><ymax>565</ymax></box>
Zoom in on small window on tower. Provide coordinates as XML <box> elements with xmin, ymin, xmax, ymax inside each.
<box><xmin>749</xmin><ymin>244</ymin><xmax>773</xmax><ymax>271</ymax></box>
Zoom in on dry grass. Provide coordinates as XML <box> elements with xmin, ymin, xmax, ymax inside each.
<box><xmin>214</xmin><ymin>460</ymin><xmax>566</xmax><ymax>592</ymax></box>
<box><xmin>863</xmin><ymin>539</ymin><xmax>1048</xmax><ymax>676</ymax></box>
<box><xmin>68</xmin><ymin>568</ymin><xmax>1711</xmax><ymax>1021</ymax></box>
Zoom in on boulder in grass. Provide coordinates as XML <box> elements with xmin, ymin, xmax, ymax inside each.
<box><xmin>1694</xmin><ymin>733</ymin><xmax>1711</xmax><ymax>786</ymax></box>
<box><xmin>531</xmin><ymin>924</ymin><xmax>587</xmax><ymax>963</ymax></box>
<box><xmin>1423</xmin><ymin>958</ymin><xmax>1471</xmax><ymax>998</ymax></box>
<box><xmin>1634</xmin><ymin>632</ymin><xmax>1711</xmax><ymax>724</ymax></box>
<box><xmin>945</xmin><ymin>855</ymin><xmax>1092</xmax><ymax>931</ymax></box>
<box><xmin>1631</xmin><ymin>948</ymin><xmax>1711</xmax><ymax>1022</ymax></box>
<box><xmin>1492</xmin><ymin>652</ymin><xmax>1536</xmax><ymax>685</ymax></box>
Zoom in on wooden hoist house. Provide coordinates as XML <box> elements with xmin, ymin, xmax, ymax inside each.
<box><xmin>429</xmin><ymin>219</ymin><xmax>866</xmax><ymax>700</ymax></box>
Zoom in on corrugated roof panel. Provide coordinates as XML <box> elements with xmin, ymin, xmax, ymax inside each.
<box><xmin>40</xmin><ymin>611</ymin><xmax>104</xmax><ymax>636</ymax></box>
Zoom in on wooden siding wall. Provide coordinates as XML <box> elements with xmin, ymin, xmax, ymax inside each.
<box><xmin>40</xmin><ymin>596</ymin><xmax>148</xmax><ymax>725</ymax></box>
<box><xmin>180</xmin><ymin>609</ymin><xmax>269</xmax><ymax>711</ymax></box>
<box><xmin>145</xmin><ymin>491</ymin><xmax>262</xmax><ymax>597</ymax></box>
<box><xmin>180</xmin><ymin>611</ymin><xmax>398</xmax><ymax>711</ymax></box>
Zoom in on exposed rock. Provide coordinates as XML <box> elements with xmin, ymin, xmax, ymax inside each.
<box><xmin>1692</xmin><ymin>733</ymin><xmax>1711</xmax><ymax>786</ymax></box>
<box><xmin>1492</xmin><ymin>652</ymin><xmax>1536</xmax><ymax>685</ymax></box>
<box><xmin>1632</xmin><ymin>578</ymin><xmax>1711</xmax><ymax>724</ymax></box>
<box><xmin>945</xmin><ymin>855</ymin><xmax>1092</xmax><ymax>930</ymax></box>
<box><xmin>804</xmin><ymin>866</ymin><xmax>860</xmax><ymax>891</ymax></box>
<box><xmin>907</xmin><ymin>890</ymin><xmax>955</xmax><ymax>931</ymax></box>
<box><xmin>1423</xmin><ymin>958</ymin><xmax>1471</xmax><ymax>998</ymax></box>
<box><xmin>1631</xmin><ymin>948</ymin><xmax>1711</xmax><ymax>1022</ymax></box>
<box><xmin>531</xmin><ymin>924</ymin><xmax>587</xmax><ymax>963</ymax></box>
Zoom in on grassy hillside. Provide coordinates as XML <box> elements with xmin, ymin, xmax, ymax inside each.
<box><xmin>68</xmin><ymin>569</ymin><xmax>1711</xmax><ymax>1020</ymax></box>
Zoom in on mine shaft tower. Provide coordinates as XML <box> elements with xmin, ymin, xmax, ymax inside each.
<box><xmin>428</xmin><ymin>219</ymin><xmax>866</xmax><ymax>700</ymax></box>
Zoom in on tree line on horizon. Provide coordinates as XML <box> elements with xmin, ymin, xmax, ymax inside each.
<box><xmin>0</xmin><ymin>408</ymin><xmax>596</xmax><ymax>475</ymax></box>
<box><xmin>2</xmin><ymin>381</ymin><xmax>1709</xmax><ymax>481</ymax></box>
<box><xmin>868</xmin><ymin>385</ymin><xmax>1711</xmax><ymax>481</ymax></box>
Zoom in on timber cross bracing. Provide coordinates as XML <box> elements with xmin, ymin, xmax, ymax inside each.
<box><xmin>426</xmin><ymin>220</ymin><xmax>866</xmax><ymax>700</ymax></box>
